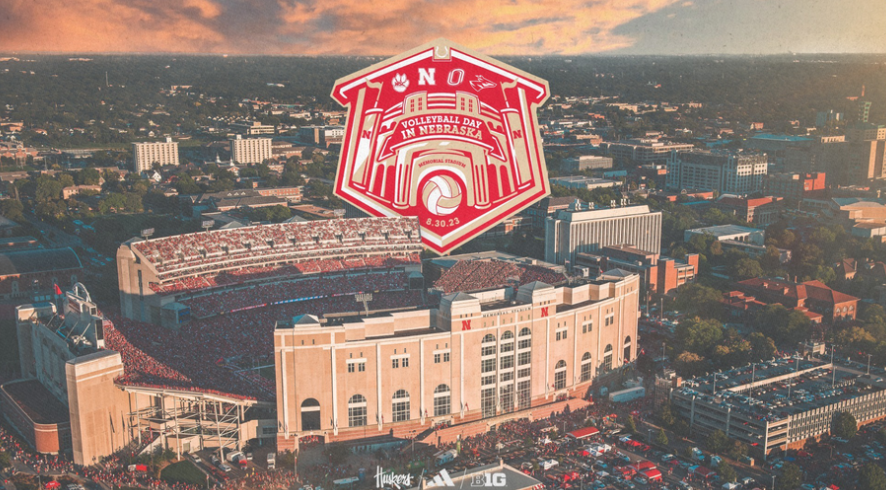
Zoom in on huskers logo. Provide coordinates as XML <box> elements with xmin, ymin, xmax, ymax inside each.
<box><xmin>331</xmin><ymin>39</ymin><xmax>550</xmax><ymax>254</ymax></box>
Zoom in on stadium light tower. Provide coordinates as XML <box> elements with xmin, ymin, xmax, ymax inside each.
<box><xmin>202</xmin><ymin>220</ymin><xmax>214</xmax><ymax>233</ymax></box>
<box><xmin>141</xmin><ymin>228</ymin><xmax>154</xmax><ymax>242</ymax></box>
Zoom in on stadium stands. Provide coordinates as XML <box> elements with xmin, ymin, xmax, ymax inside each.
<box><xmin>433</xmin><ymin>259</ymin><xmax>567</xmax><ymax>294</ymax></box>
<box><xmin>108</xmin><ymin>290</ymin><xmax>425</xmax><ymax>401</ymax></box>
<box><xmin>132</xmin><ymin>217</ymin><xmax>421</xmax><ymax>281</ymax></box>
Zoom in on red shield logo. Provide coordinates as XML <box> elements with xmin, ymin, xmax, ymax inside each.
<box><xmin>331</xmin><ymin>38</ymin><xmax>550</xmax><ymax>254</ymax></box>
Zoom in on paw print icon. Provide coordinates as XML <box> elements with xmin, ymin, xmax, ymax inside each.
<box><xmin>391</xmin><ymin>73</ymin><xmax>410</xmax><ymax>93</ymax></box>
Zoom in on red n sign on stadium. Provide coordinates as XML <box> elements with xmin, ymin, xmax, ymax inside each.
<box><xmin>331</xmin><ymin>38</ymin><xmax>551</xmax><ymax>254</ymax></box>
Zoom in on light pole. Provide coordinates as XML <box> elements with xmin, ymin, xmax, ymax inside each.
<box><xmin>771</xmin><ymin>474</ymin><xmax>776</xmax><ymax>490</ymax></box>
<box><xmin>867</xmin><ymin>354</ymin><xmax>873</xmax><ymax>376</ymax></box>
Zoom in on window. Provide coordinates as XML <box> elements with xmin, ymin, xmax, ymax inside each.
<box><xmin>624</xmin><ymin>336</ymin><xmax>632</xmax><ymax>363</ymax></box>
<box><xmin>433</xmin><ymin>385</ymin><xmax>451</xmax><ymax>417</ymax></box>
<box><xmin>402</xmin><ymin>357</ymin><xmax>409</xmax><ymax>368</ymax></box>
<box><xmin>501</xmin><ymin>330</ymin><xmax>514</xmax><ymax>340</ymax></box>
<box><xmin>301</xmin><ymin>398</ymin><xmax>321</xmax><ymax>431</ymax></box>
<box><xmin>481</xmin><ymin>334</ymin><xmax>496</xmax><ymax>356</ymax></box>
<box><xmin>581</xmin><ymin>352</ymin><xmax>592</xmax><ymax>382</ymax></box>
<box><xmin>518</xmin><ymin>367</ymin><xmax>531</xmax><ymax>379</ymax></box>
<box><xmin>482</xmin><ymin>388</ymin><xmax>496</xmax><ymax>418</ymax></box>
<box><xmin>359</xmin><ymin>363</ymin><xmax>365</xmax><ymax>372</ymax></box>
<box><xmin>556</xmin><ymin>329</ymin><xmax>567</xmax><ymax>341</ymax></box>
<box><xmin>392</xmin><ymin>358</ymin><xmax>399</xmax><ymax>369</ymax></box>
<box><xmin>603</xmin><ymin>345</ymin><xmax>613</xmax><ymax>371</ymax></box>
<box><xmin>517</xmin><ymin>381</ymin><xmax>531</xmax><ymax>410</ymax></box>
<box><xmin>500</xmin><ymin>384</ymin><xmax>514</xmax><ymax>414</ymax></box>
<box><xmin>500</xmin><ymin>355</ymin><xmax>514</xmax><ymax>370</ymax></box>
<box><xmin>392</xmin><ymin>390</ymin><xmax>410</xmax><ymax>422</ymax></box>
<box><xmin>434</xmin><ymin>353</ymin><xmax>441</xmax><ymax>364</ymax></box>
<box><xmin>482</xmin><ymin>375</ymin><xmax>495</xmax><ymax>386</ymax></box>
<box><xmin>518</xmin><ymin>328</ymin><xmax>531</xmax><ymax>350</ymax></box>
<box><xmin>482</xmin><ymin>358</ymin><xmax>496</xmax><ymax>373</ymax></box>
<box><xmin>518</xmin><ymin>351</ymin><xmax>531</xmax><ymax>366</ymax></box>
<box><xmin>348</xmin><ymin>395</ymin><xmax>367</xmax><ymax>427</ymax></box>
<box><xmin>500</xmin><ymin>371</ymin><xmax>514</xmax><ymax>382</ymax></box>
<box><xmin>582</xmin><ymin>321</ymin><xmax>592</xmax><ymax>334</ymax></box>
<box><xmin>348</xmin><ymin>363</ymin><xmax>355</xmax><ymax>373</ymax></box>
<box><xmin>500</xmin><ymin>341</ymin><xmax>514</xmax><ymax>353</ymax></box>
<box><xmin>444</xmin><ymin>352</ymin><xmax>450</xmax><ymax>362</ymax></box>
<box><xmin>554</xmin><ymin>360</ymin><xmax>567</xmax><ymax>390</ymax></box>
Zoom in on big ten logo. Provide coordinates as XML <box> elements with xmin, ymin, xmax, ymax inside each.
<box><xmin>470</xmin><ymin>473</ymin><xmax>506</xmax><ymax>487</ymax></box>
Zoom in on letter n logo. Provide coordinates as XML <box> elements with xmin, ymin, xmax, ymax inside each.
<box><xmin>362</xmin><ymin>130</ymin><xmax>372</xmax><ymax>139</ymax></box>
<box><xmin>540</xmin><ymin>307</ymin><xmax>549</xmax><ymax>317</ymax></box>
<box><xmin>511</xmin><ymin>129</ymin><xmax>523</xmax><ymax>139</ymax></box>
<box><xmin>461</xmin><ymin>320</ymin><xmax>472</xmax><ymax>331</ymax></box>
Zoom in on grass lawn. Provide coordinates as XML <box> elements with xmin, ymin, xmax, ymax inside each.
<box><xmin>161</xmin><ymin>461</ymin><xmax>207</xmax><ymax>486</ymax></box>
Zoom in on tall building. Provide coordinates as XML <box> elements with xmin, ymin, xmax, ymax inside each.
<box><xmin>666</xmin><ymin>150</ymin><xmax>768</xmax><ymax>194</ymax></box>
<box><xmin>132</xmin><ymin>137</ymin><xmax>179</xmax><ymax>173</ymax></box>
<box><xmin>274</xmin><ymin>273</ymin><xmax>639</xmax><ymax>449</ymax></box>
<box><xmin>230</xmin><ymin>135</ymin><xmax>272</xmax><ymax>164</ymax></box>
<box><xmin>784</xmin><ymin>136</ymin><xmax>848</xmax><ymax>185</ymax></box>
<box><xmin>765</xmin><ymin>172</ymin><xmax>827</xmax><ymax>201</ymax></box>
<box><xmin>563</xmin><ymin>155</ymin><xmax>613</xmax><ymax>172</ymax></box>
<box><xmin>846</xmin><ymin>124</ymin><xmax>886</xmax><ymax>183</ymax></box>
<box><xmin>600</xmin><ymin>138</ymin><xmax>694</xmax><ymax>166</ymax></box>
<box><xmin>545</xmin><ymin>204</ymin><xmax>662</xmax><ymax>266</ymax></box>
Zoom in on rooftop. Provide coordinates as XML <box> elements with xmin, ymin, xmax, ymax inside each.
<box><xmin>0</xmin><ymin>247</ymin><xmax>82</xmax><ymax>276</ymax></box>
<box><xmin>685</xmin><ymin>224</ymin><xmax>760</xmax><ymax>237</ymax></box>
<box><xmin>1</xmin><ymin>379</ymin><xmax>69</xmax><ymax>425</ymax></box>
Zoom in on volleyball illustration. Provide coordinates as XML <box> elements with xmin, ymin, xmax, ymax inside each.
<box><xmin>423</xmin><ymin>175</ymin><xmax>462</xmax><ymax>216</ymax></box>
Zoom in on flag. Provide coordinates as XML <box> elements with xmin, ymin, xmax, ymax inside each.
<box><xmin>54</xmin><ymin>284</ymin><xmax>62</xmax><ymax>296</ymax></box>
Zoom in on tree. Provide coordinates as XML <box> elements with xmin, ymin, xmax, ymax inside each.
<box><xmin>777</xmin><ymin>463</ymin><xmax>802</xmax><ymax>490</ymax></box>
<box><xmin>673</xmin><ymin>284</ymin><xmax>725</xmax><ymax>320</ymax></box>
<box><xmin>624</xmin><ymin>415</ymin><xmax>637</xmax><ymax>433</ymax></box>
<box><xmin>755</xmin><ymin>304</ymin><xmax>812</xmax><ymax>347</ymax></box>
<box><xmin>748</xmin><ymin>332</ymin><xmax>777</xmax><ymax>361</ymax></box>
<box><xmin>674</xmin><ymin>351</ymin><xmax>707</xmax><ymax>377</ymax></box>
<box><xmin>732</xmin><ymin>257</ymin><xmax>764</xmax><ymax>280</ymax></box>
<box><xmin>655</xmin><ymin>429</ymin><xmax>668</xmax><ymax>446</ymax></box>
<box><xmin>35</xmin><ymin>177</ymin><xmax>62</xmax><ymax>201</ymax></box>
<box><xmin>859</xmin><ymin>463</ymin><xmax>886</xmax><ymax>490</ymax></box>
<box><xmin>716</xmin><ymin>462</ymin><xmax>737</xmax><ymax>483</ymax></box>
<box><xmin>833</xmin><ymin>411</ymin><xmax>857</xmax><ymax>440</ymax></box>
<box><xmin>705</xmin><ymin>429</ymin><xmax>728</xmax><ymax>454</ymax></box>
<box><xmin>675</xmin><ymin>317</ymin><xmax>723</xmax><ymax>355</ymax></box>
<box><xmin>0</xmin><ymin>199</ymin><xmax>24</xmax><ymax>221</ymax></box>
<box><xmin>727</xmin><ymin>440</ymin><xmax>748</xmax><ymax>461</ymax></box>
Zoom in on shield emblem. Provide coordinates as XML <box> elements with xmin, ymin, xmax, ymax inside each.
<box><xmin>331</xmin><ymin>38</ymin><xmax>550</xmax><ymax>254</ymax></box>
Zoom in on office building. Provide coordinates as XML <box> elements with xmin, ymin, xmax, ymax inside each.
<box><xmin>574</xmin><ymin>244</ymin><xmax>698</xmax><ymax>295</ymax></box>
<box><xmin>550</xmin><ymin>176</ymin><xmax>619</xmax><ymax>191</ymax></box>
<box><xmin>765</xmin><ymin>172</ymin><xmax>827</xmax><ymax>201</ymax></box>
<box><xmin>230</xmin><ymin>135</ymin><xmax>272</xmax><ymax>164</ymax></box>
<box><xmin>563</xmin><ymin>155</ymin><xmax>613</xmax><ymax>172</ymax></box>
<box><xmin>545</xmin><ymin>205</ymin><xmax>662</xmax><ymax>266</ymax></box>
<box><xmin>711</xmin><ymin>195</ymin><xmax>782</xmax><ymax>226</ymax></box>
<box><xmin>666</xmin><ymin>150</ymin><xmax>768</xmax><ymax>194</ymax></box>
<box><xmin>132</xmin><ymin>137</ymin><xmax>179</xmax><ymax>173</ymax></box>
<box><xmin>600</xmin><ymin>138</ymin><xmax>694</xmax><ymax>166</ymax></box>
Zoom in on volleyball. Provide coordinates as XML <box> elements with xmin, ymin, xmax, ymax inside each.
<box><xmin>423</xmin><ymin>175</ymin><xmax>462</xmax><ymax>216</ymax></box>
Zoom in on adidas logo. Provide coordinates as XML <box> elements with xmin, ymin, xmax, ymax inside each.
<box><xmin>426</xmin><ymin>469</ymin><xmax>456</xmax><ymax>488</ymax></box>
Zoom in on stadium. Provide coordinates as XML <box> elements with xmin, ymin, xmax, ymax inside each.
<box><xmin>7</xmin><ymin>216</ymin><xmax>639</xmax><ymax>466</ymax></box>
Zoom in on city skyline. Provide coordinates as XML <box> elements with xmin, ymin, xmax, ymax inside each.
<box><xmin>1</xmin><ymin>0</ymin><xmax>884</xmax><ymax>56</ymax></box>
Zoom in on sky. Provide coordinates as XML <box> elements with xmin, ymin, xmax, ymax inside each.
<box><xmin>1</xmin><ymin>0</ymin><xmax>884</xmax><ymax>56</ymax></box>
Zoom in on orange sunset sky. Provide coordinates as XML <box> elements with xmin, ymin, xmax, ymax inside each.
<box><xmin>1</xmin><ymin>0</ymin><xmax>885</xmax><ymax>55</ymax></box>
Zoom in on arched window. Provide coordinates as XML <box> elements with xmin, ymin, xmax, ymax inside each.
<box><xmin>481</xmin><ymin>334</ymin><xmax>497</xmax><ymax>356</ymax></box>
<box><xmin>603</xmin><ymin>345</ymin><xmax>613</xmax><ymax>372</ymax></box>
<box><xmin>500</xmin><ymin>330</ymin><xmax>515</xmax><ymax>353</ymax></box>
<box><xmin>348</xmin><ymin>395</ymin><xmax>367</xmax><ymax>427</ymax></box>
<box><xmin>554</xmin><ymin>360</ymin><xmax>567</xmax><ymax>390</ymax></box>
<box><xmin>518</xmin><ymin>328</ymin><xmax>531</xmax><ymax>350</ymax></box>
<box><xmin>392</xmin><ymin>390</ymin><xmax>410</xmax><ymax>422</ymax></box>
<box><xmin>300</xmin><ymin>398</ymin><xmax>321</xmax><ymax>431</ymax></box>
<box><xmin>433</xmin><ymin>384</ymin><xmax>451</xmax><ymax>417</ymax></box>
<box><xmin>624</xmin><ymin>336</ymin><xmax>633</xmax><ymax>363</ymax></box>
<box><xmin>581</xmin><ymin>352</ymin><xmax>593</xmax><ymax>382</ymax></box>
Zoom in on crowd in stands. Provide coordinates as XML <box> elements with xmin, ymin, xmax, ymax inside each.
<box><xmin>107</xmin><ymin>290</ymin><xmax>425</xmax><ymax>401</ymax></box>
<box><xmin>183</xmin><ymin>272</ymin><xmax>409</xmax><ymax>317</ymax></box>
<box><xmin>149</xmin><ymin>254</ymin><xmax>421</xmax><ymax>295</ymax></box>
<box><xmin>434</xmin><ymin>259</ymin><xmax>567</xmax><ymax>294</ymax></box>
<box><xmin>132</xmin><ymin>217</ymin><xmax>421</xmax><ymax>277</ymax></box>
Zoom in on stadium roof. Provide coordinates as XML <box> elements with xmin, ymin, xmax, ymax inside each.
<box><xmin>0</xmin><ymin>247</ymin><xmax>81</xmax><ymax>276</ymax></box>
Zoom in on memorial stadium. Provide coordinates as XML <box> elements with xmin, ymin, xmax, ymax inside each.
<box><xmin>8</xmin><ymin>216</ymin><xmax>639</xmax><ymax>466</ymax></box>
